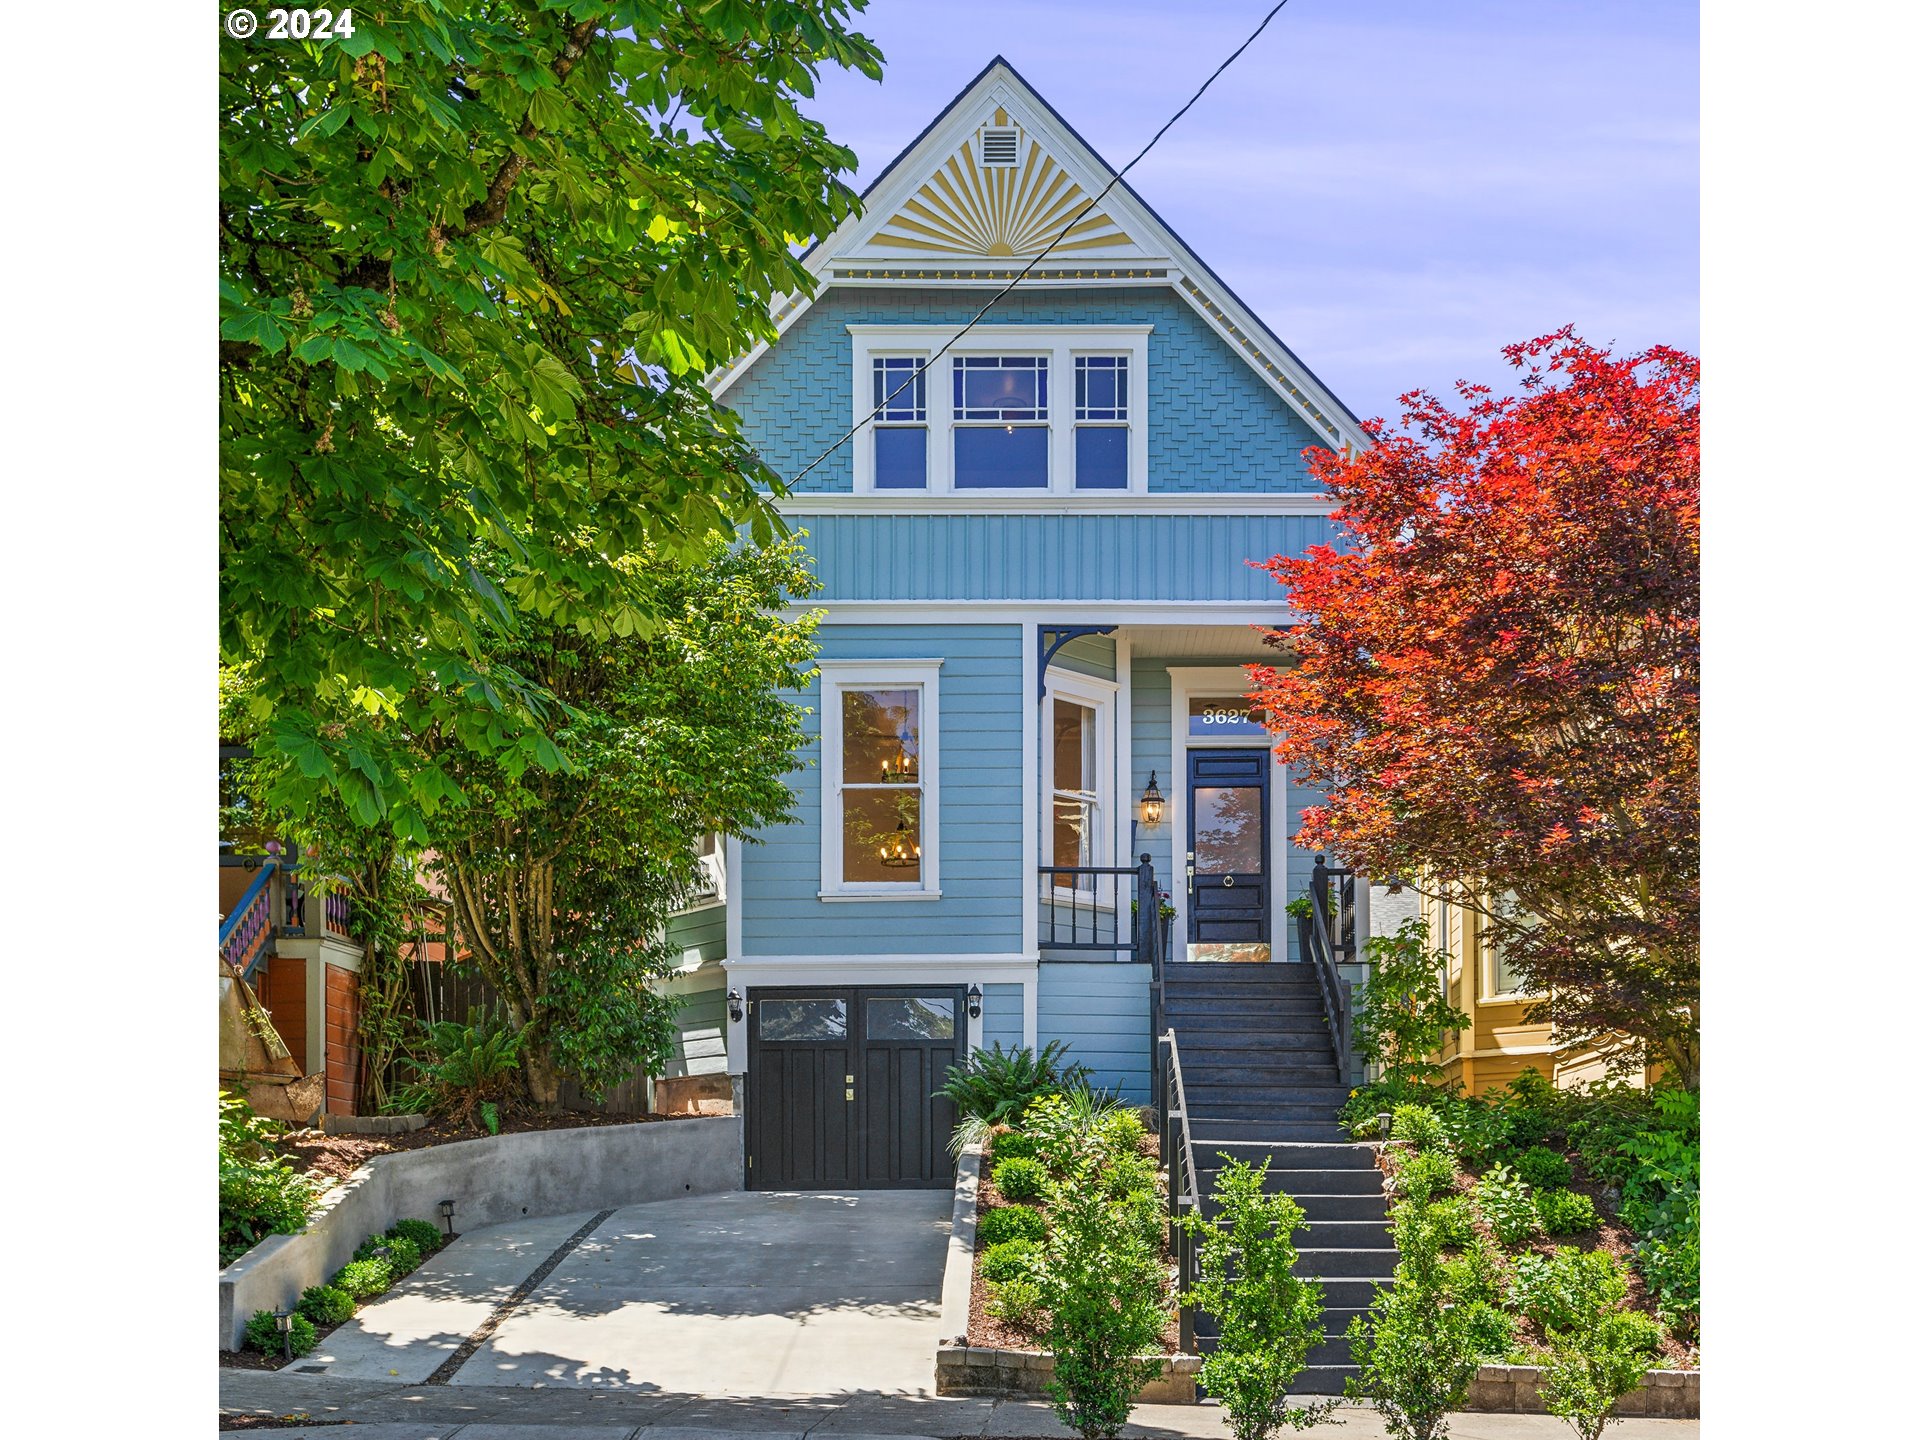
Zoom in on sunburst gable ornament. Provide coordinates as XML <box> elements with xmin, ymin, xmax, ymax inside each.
<box><xmin>870</xmin><ymin>121</ymin><xmax>1134</xmax><ymax>259</ymax></box>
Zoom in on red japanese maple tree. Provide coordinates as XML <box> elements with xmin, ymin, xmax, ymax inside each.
<box><xmin>1249</xmin><ymin>330</ymin><xmax>1699</xmax><ymax>1085</ymax></box>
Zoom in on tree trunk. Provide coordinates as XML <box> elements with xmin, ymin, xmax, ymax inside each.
<box><xmin>1659</xmin><ymin>1032</ymin><xmax>1699</xmax><ymax>1091</ymax></box>
<box><xmin>522</xmin><ymin>1046</ymin><xmax>563</xmax><ymax>1111</ymax></box>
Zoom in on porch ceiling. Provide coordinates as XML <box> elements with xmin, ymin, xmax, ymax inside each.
<box><xmin>1121</xmin><ymin>624</ymin><xmax>1294</xmax><ymax>662</ymax></box>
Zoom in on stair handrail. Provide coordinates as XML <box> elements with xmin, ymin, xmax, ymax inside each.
<box><xmin>218</xmin><ymin>856</ymin><xmax>279</xmax><ymax>979</ymax></box>
<box><xmin>1160</xmin><ymin>1026</ymin><xmax>1199</xmax><ymax>1353</ymax></box>
<box><xmin>1307</xmin><ymin>854</ymin><xmax>1356</xmax><ymax>1083</ymax></box>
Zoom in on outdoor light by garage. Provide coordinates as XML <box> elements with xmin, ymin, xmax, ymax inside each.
<box><xmin>727</xmin><ymin>988</ymin><xmax>744</xmax><ymax>1023</ymax></box>
<box><xmin>966</xmin><ymin>984</ymin><xmax>983</xmax><ymax>1019</ymax></box>
<box><xmin>1139</xmin><ymin>771</ymin><xmax>1165</xmax><ymax>828</ymax></box>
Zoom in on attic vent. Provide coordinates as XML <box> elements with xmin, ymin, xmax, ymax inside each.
<box><xmin>980</xmin><ymin>128</ymin><xmax>1019</xmax><ymax>167</ymax></box>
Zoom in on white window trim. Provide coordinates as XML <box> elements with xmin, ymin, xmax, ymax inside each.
<box><xmin>848</xmin><ymin>324</ymin><xmax>1151</xmax><ymax>495</ymax></box>
<box><xmin>1041</xmin><ymin>670</ymin><xmax>1120</xmax><ymax>903</ymax></box>
<box><xmin>817</xmin><ymin>659</ymin><xmax>943</xmax><ymax>901</ymax></box>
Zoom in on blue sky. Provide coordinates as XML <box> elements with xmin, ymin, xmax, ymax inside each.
<box><xmin>797</xmin><ymin>0</ymin><xmax>1699</xmax><ymax>426</ymax></box>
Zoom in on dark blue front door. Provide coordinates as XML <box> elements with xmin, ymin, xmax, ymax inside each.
<box><xmin>1186</xmin><ymin>749</ymin><xmax>1272</xmax><ymax>961</ymax></box>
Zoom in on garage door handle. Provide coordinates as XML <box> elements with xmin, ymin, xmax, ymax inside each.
<box><xmin>844</xmin><ymin>1087</ymin><xmax>855</xmax><ymax>1101</ymax></box>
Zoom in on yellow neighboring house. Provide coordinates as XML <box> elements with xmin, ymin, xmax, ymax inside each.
<box><xmin>1415</xmin><ymin>889</ymin><xmax>1657</xmax><ymax>1095</ymax></box>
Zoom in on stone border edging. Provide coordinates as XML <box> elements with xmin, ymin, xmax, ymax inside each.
<box><xmin>1467</xmin><ymin>1362</ymin><xmax>1699</xmax><ymax>1418</ymax></box>
<box><xmin>218</xmin><ymin>1115</ymin><xmax>741</xmax><ymax>1351</ymax></box>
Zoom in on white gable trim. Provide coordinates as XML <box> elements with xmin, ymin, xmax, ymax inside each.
<box><xmin>706</xmin><ymin>61</ymin><xmax>1366</xmax><ymax>451</ymax></box>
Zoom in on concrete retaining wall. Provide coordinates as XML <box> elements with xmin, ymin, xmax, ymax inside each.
<box><xmin>219</xmin><ymin>1116</ymin><xmax>741</xmax><ymax>1350</ymax></box>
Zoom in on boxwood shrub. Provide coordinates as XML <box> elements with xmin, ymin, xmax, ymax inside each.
<box><xmin>1536</xmin><ymin>1188</ymin><xmax>1601</xmax><ymax>1237</ymax></box>
<box><xmin>1513</xmin><ymin>1146</ymin><xmax>1573</xmax><ymax>1191</ymax></box>
<box><xmin>992</xmin><ymin>1155</ymin><xmax>1047</xmax><ymax>1202</ymax></box>
<box><xmin>980</xmin><ymin>1238</ymin><xmax>1041</xmax><ymax>1285</ymax></box>
<box><xmin>388</xmin><ymin>1218</ymin><xmax>443</xmax><ymax>1254</ymax></box>
<box><xmin>244</xmin><ymin>1308</ymin><xmax>317</xmax><ymax>1358</ymax></box>
<box><xmin>331</xmin><ymin>1257</ymin><xmax>393</xmax><ymax>1300</ymax></box>
<box><xmin>976</xmin><ymin>1203</ymin><xmax>1047</xmax><ymax>1247</ymax></box>
<box><xmin>296</xmin><ymin>1284</ymin><xmax>355</xmax><ymax>1326</ymax></box>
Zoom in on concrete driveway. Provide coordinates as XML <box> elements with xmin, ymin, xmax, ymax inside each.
<box><xmin>310</xmin><ymin>1190</ymin><xmax>953</xmax><ymax>1396</ymax></box>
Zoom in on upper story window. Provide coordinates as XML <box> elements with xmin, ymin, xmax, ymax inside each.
<box><xmin>954</xmin><ymin>355</ymin><xmax>1049</xmax><ymax>489</ymax></box>
<box><xmin>849</xmin><ymin>325</ymin><xmax>1150</xmax><ymax>496</ymax></box>
<box><xmin>818</xmin><ymin>660</ymin><xmax>942</xmax><ymax>901</ymax></box>
<box><xmin>872</xmin><ymin>357</ymin><xmax>927</xmax><ymax>489</ymax></box>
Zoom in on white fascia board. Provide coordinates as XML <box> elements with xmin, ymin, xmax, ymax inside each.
<box><xmin>725</xmin><ymin>955</ymin><xmax>1037</xmax><ymax>982</ymax></box>
<box><xmin>774</xmin><ymin>492</ymin><xmax>1335</xmax><ymax>516</ymax></box>
<box><xmin>780</xmin><ymin>600</ymin><xmax>1302</xmax><ymax>627</ymax></box>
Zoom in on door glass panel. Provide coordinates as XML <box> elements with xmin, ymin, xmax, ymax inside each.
<box><xmin>759</xmin><ymin>998</ymin><xmax>848</xmax><ymax>1041</ymax></box>
<box><xmin>866</xmin><ymin>996</ymin><xmax>956</xmax><ymax>1040</ymax></box>
<box><xmin>1193</xmin><ymin>786</ymin><xmax>1264</xmax><ymax>874</ymax></box>
<box><xmin>842</xmin><ymin>788</ymin><xmax>921</xmax><ymax>884</ymax></box>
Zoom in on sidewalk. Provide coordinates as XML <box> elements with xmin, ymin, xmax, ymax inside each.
<box><xmin>220</xmin><ymin>1371</ymin><xmax>1701</xmax><ymax>1437</ymax></box>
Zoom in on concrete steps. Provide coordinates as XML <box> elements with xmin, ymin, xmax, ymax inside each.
<box><xmin>1166</xmin><ymin>962</ymin><xmax>1392</xmax><ymax>1400</ymax></box>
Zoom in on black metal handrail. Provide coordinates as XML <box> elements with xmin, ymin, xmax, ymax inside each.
<box><xmin>1305</xmin><ymin>854</ymin><xmax>1357</xmax><ymax>1083</ymax></box>
<box><xmin>1159</xmin><ymin>1027</ymin><xmax>1199</xmax><ymax>1354</ymax></box>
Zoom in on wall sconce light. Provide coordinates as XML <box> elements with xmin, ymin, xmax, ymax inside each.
<box><xmin>727</xmin><ymin>988</ymin><xmax>744</xmax><ymax>1023</ymax></box>
<box><xmin>438</xmin><ymin>1198</ymin><xmax>456</xmax><ymax>1238</ymax></box>
<box><xmin>966</xmin><ymin>984</ymin><xmax>983</xmax><ymax>1020</ymax></box>
<box><xmin>1139</xmin><ymin>771</ymin><xmax>1165</xmax><ymax>828</ymax></box>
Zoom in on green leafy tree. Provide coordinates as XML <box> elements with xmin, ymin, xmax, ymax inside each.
<box><xmin>1346</xmin><ymin>1192</ymin><xmax>1514</xmax><ymax>1440</ymax></box>
<box><xmin>1036</xmin><ymin>1151</ymin><xmax>1168</xmax><ymax>1440</ymax></box>
<box><xmin>1181</xmin><ymin>1159</ymin><xmax>1334</xmax><ymax>1439</ymax></box>
<box><xmin>1531</xmin><ymin>1251</ymin><xmax>1664</xmax><ymax>1439</ymax></box>
<box><xmin>425</xmin><ymin>536</ymin><xmax>818</xmax><ymax>1104</ymax></box>
<box><xmin>1355</xmin><ymin>920</ymin><xmax>1472</xmax><ymax>1085</ymax></box>
<box><xmin>220</xmin><ymin>1</ymin><xmax>881</xmax><ymax>836</ymax></box>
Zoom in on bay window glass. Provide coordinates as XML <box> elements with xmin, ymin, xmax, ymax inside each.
<box><xmin>953</xmin><ymin>355</ymin><xmax>1049</xmax><ymax>488</ymax></box>
<box><xmin>872</xmin><ymin>357</ymin><xmax>927</xmax><ymax>489</ymax></box>
<box><xmin>1073</xmin><ymin>355</ymin><xmax>1129</xmax><ymax>489</ymax></box>
<box><xmin>839</xmin><ymin>687</ymin><xmax>923</xmax><ymax>885</ymax></box>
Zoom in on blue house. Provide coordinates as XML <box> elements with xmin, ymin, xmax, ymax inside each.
<box><xmin>663</xmin><ymin>59</ymin><xmax>1372</xmax><ymax>1189</ymax></box>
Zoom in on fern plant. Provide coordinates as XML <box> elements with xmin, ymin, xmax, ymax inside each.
<box><xmin>388</xmin><ymin>1009</ymin><xmax>522</xmax><ymax>1129</ymax></box>
<box><xmin>937</xmin><ymin>1041</ymin><xmax>1088</xmax><ymax>1132</ymax></box>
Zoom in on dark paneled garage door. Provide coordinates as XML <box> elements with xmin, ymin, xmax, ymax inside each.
<box><xmin>747</xmin><ymin>985</ymin><xmax>964</xmax><ymax>1190</ymax></box>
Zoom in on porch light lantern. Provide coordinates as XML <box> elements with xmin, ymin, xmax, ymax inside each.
<box><xmin>1139</xmin><ymin>771</ymin><xmax>1165</xmax><ymax>828</ymax></box>
<box><xmin>727</xmin><ymin>989</ymin><xmax>745</xmax><ymax>1024</ymax></box>
<box><xmin>437</xmin><ymin>1198</ymin><xmax>456</xmax><ymax>1238</ymax></box>
<box><xmin>966</xmin><ymin>984</ymin><xmax>983</xmax><ymax>1020</ymax></box>
<box><xmin>878</xmin><ymin>819</ymin><xmax>920</xmax><ymax>868</ymax></box>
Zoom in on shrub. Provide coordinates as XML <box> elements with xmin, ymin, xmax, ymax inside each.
<box><xmin>993</xmin><ymin>1156</ymin><xmax>1048</xmax><ymax>1202</ymax></box>
<box><xmin>353</xmin><ymin>1233</ymin><xmax>422</xmax><ymax>1275</ymax></box>
<box><xmin>1345</xmin><ymin>1192</ymin><xmax>1515</xmax><ymax>1440</ymax></box>
<box><xmin>987</xmin><ymin>1275</ymin><xmax>1047</xmax><ymax>1333</ymax></box>
<box><xmin>1023</xmin><ymin>1089</ymin><xmax>1133</xmax><ymax>1176</ymax></box>
<box><xmin>1395</xmin><ymin>1149</ymin><xmax>1457</xmax><ymax>1204</ymax></box>
<box><xmin>1427</xmin><ymin>1196</ymin><xmax>1477</xmax><ymax>1249</ymax></box>
<box><xmin>1390</xmin><ymin>1104</ymin><xmax>1448</xmax><ymax>1151</ymax></box>
<box><xmin>388</xmin><ymin>1010</ymin><xmax>521</xmax><ymax>1129</ymax></box>
<box><xmin>1508</xmin><ymin>1250</ymin><xmax>1629</xmax><ymax>1334</ymax></box>
<box><xmin>1512</xmin><ymin>1146</ymin><xmax>1572</xmax><ymax>1191</ymax></box>
<box><xmin>989</xmin><ymin>1128</ymin><xmax>1040</xmax><ymax>1163</ymax></box>
<box><xmin>1475</xmin><ymin>1163</ymin><xmax>1538</xmax><ymax>1248</ymax></box>
<box><xmin>1181</xmin><ymin>1159</ymin><xmax>1333</xmax><ymax>1440</ymax></box>
<box><xmin>1353</xmin><ymin>919</ymin><xmax>1471</xmax><ymax>1086</ymax></box>
<box><xmin>1536</xmin><ymin>1189</ymin><xmax>1600</xmax><ymax>1237</ymax></box>
<box><xmin>937</xmin><ymin>1041</ymin><xmax>1089</xmax><ymax>1127</ymax></box>
<box><xmin>1102</xmin><ymin>1107</ymin><xmax>1148</xmax><ymax>1155</ymax></box>
<box><xmin>1118</xmin><ymin>1184</ymin><xmax>1166</xmax><ymax>1256</ymax></box>
<box><xmin>977</xmin><ymin>1204</ymin><xmax>1047</xmax><ymax>1248</ymax></box>
<box><xmin>1340</xmin><ymin>1078</ymin><xmax>1449</xmax><ymax>1137</ymax></box>
<box><xmin>1437</xmin><ymin>1236</ymin><xmax>1507</xmax><ymax>1308</ymax></box>
<box><xmin>1633</xmin><ymin>1187</ymin><xmax>1700</xmax><ymax>1337</ymax></box>
<box><xmin>981</xmin><ymin>1239</ymin><xmax>1042</xmax><ymax>1285</ymax></box>
<box><xmin>244</xmin><ymin>1308</ymin><xmax>318</xmax><ymax>1359</ymax></box>
<box><xmin>296</xmin><ymin>1284</ymin><xmax>355</xmax><ymax>1326</ymax></box>
<box><xmin>1434</xmin><ymin>1096</ymin><xmax>1515</xmax><ymax>1168</ymax></box>
<box><xmin>1101</xmin><ymin>1149</ymin><xmax>1159</xmax><ymax>1202</ymax></box>
<box><xmin>331</xmin><ymin>1257</ymin><xmax>393</xmax><ymax>1300</ymax></box>
<box><xmin>1036</xmin><ymin>1154</ymin><xmax>1168</xmax><ymax>1440</ymax></box>
<box><xmin>388</xmin><ymin>1218</ymin><xmax>443</xmax><ymax>1254</ymax></box>
<box><xmin>219</xmin><ymin>1092</ymin><xmax>317</xmax><ymax>1267</ymax></box>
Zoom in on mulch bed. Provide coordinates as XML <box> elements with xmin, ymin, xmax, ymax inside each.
<box><xmin>1374</xmin><ymin>1145</ymin><xmax>1699</xmax><ymax>1370</ymax></box>
<box><xmin>218</xmin><ymin>1417</ymin><xmax>346</xmax><ymax>1431</ymax></box>
<box><xmin>280</xmin><ymin>1106</ymin><xmax>671</xmax><ymax>1185</ymax></box>
<box><xmin>965</xmin><ymin>1133</ymin><xmax>1182</xmax><ymax>1356</ymax></box>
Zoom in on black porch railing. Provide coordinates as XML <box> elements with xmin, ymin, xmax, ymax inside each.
<box><xmin>1038</xmin><ymin>854</ymin><xmax>1170</xmax><ymax>1093</ymax></box>
<box><xmin>1298</xmin><ymin>853</ymin><xmax>1358</xmax><ymax>1082</ymax></box>
<box><xmin>1158</xmin><ymin>1026</ymin><xmax>1199</xmax><ymax>1353</ymax></box>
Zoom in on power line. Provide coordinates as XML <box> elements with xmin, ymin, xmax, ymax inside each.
<box><xmin>775</xmin><ymin>0</ymin><xmax>1297</xmax><ymax>489</ymax></box>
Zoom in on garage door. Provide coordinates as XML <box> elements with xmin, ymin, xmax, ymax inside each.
<box><xmin>746</xmin><ymin>985</ymin><xmax>965</xmax><ymax>1190</ymax></box>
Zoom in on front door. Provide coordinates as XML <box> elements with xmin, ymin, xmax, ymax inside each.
<box><xmin>1186</xmin><ymin>749</ymin><xmax>1272</xmax><ymax>961</ymax></box>
<box><xmin>747</xmin><ymin>985</ymin><xmax>964</xmax><ymax>1190</ymax></box>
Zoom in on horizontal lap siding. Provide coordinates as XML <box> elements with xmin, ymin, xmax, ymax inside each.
<box><xmin>1038</xmin><ymin>962</ymin><xmax>1151</xmax><ymax>1103</ymax></box>
<box><xmin>795</xmin><ymin>512</ymin><xmax>1331</xmax><ymax>602</ymax></box>
<box><xmin>740</xmin><ymin>624</ymin><xmax>1023</xmax><ymax>955</ymax></box>
<box><xmin>665</xmin><ymin>905</ymin><xmax>727</xmax><ymax>967</ymax></box>
<box><xmin>664</xmin><ymin>972</ymin><xmax>731</xmax><ymax>1078</ymax></box>
<box><xmin>725</xmin><ymin>287</ymin><xmax>1329</xmax><ymax>494</ymax></box>
<box><xmin>981</xmin><ymin>982</ymin><xmax>1023</xmax><ymax>1052</ymax></box>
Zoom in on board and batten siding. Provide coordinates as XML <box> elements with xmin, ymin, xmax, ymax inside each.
<box><xmin>1038</xmin><ymin>962</ymin><xmax>1152</xmax><ymax>1103</ymax></box>
<box><xmin>738</xmin><ymin>623</ymin><xmax>1024</xmax><ymax>956</ymax></box>
<box><xmin>790</xmin><ymin>512</ymin><xmax>1331</xmax><ymax>604</ymax></box>
<box><xmin>724</xmin><ymin>286</ymin><xmax>1331</xmax><ymax>494</ymax></box>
